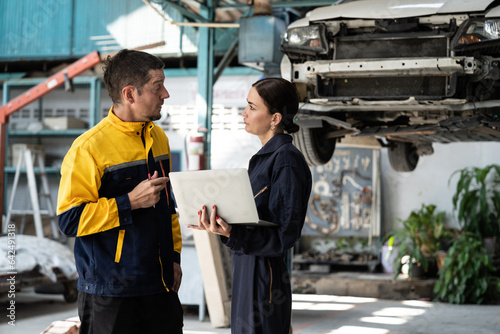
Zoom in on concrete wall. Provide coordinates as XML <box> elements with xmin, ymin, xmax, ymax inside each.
<box><xmin>380</xmin><ymin>142</ymin><xmax>500</xmax><ymax>237</ymax></box>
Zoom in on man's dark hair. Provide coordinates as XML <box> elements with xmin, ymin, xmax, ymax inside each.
<box><xmin>102</xmin><ymin>49</ymin><xmax>165</xmax><ymax>104</ymax></box>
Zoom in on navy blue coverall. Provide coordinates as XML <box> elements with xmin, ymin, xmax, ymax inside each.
<box><xmin>222</xmin><ymin>134</ymin><xmax>312</xmax><ymax>334</ymax></box>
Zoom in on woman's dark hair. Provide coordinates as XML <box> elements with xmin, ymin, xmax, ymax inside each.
<box><xmin>102</xmin><ymin>49</ymin><xmax>165</xmax><ymax>104</ymax></box>
<box><xmin>252</xmin><ymin>77</ymin><xmax>300</xmax><ymax>134</ymax></box>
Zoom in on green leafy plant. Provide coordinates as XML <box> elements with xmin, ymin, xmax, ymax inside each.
<box><xmin>390</xmin><ymin>204</ymin><xmax>447</xmax><ymax>279</ymax></box>
<box><xmin>434</xmin><ymin>232</ymin><xmax>500</xmax><ymax>304</ymax></box>
<box><xmin>451</xmin><ymin>164</ymin><xmax>500</xmax><ymax>238</ymax></box>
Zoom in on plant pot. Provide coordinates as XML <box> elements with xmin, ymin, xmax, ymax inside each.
<box><xmin>410</xmin><ymin>262</ymin><xmax>427</xmax><ymax>278</ymax></box>
<box><xmin>381</xmin><ymin>245</ymin><xmax>398</xmax><ymax>273</ymax></box>
<box><xmin>425</xmin><ymin>257</ymin><xmax>438</xmax><ymax>278</ymax></box>
<box><xmin>410</xmin><ymin>258</ymin><xmax>438</xmax><ymax>279</ymax></box>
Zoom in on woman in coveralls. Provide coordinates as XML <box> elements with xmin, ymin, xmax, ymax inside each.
<box><xmin>190</xmin><ymin>77</ymin><xmax>312</xmax><ymax>334</ymax></box>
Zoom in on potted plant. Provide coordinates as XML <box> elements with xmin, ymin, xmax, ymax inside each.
<box><xmin>434</xmin><ymin>232</ymin><xmax>500</xmax><ymax>304</ymax></box>
<box><xmin>450</xmin><ymin>164</ymin><xmax>500</xmax><ymax>255</ymax></box>
<box><xmin>389</xmin><ymin>203</ymin><xmax>447</xmax><ymax>279</ymax></box>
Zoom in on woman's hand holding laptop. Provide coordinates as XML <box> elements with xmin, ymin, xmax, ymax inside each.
<box><xmin>188</xmin><ymin>205</ymin><xmax>232</xmax><ymax>238</ymax></box>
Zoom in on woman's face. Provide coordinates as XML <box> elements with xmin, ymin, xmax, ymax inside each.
<box><xmin>242</xmin><ymin>87</ymin><xmax>274</xmax><ymax>140</ymax></box>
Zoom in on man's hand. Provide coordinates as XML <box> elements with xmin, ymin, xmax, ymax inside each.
<box><xmin>172</xmin><ymin>262</ymin><xmax>182</xmax><ymax>293</ymax></box>
<box><xmin>128</xmin><ymin>170</ymin><xmax>169</xmax><ymax>210</ymax></box>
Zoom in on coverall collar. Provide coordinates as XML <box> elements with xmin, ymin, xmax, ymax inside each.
<box><xmin>255</xmin><ymin>133</ymin><xmax>293</xmax><ymax>156</ymax></box>
<box><xmin>107</xmin><ymin>106</ymin><xmax>155</xmax><ymax>135</ymax></box>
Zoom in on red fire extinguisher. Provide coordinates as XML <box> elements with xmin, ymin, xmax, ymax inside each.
<box><xmin>186</xmin><ymin>129</ymin><xmax>205</xmax><ymax>171</ymax></box>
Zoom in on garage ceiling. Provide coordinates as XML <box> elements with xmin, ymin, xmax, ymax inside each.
<box><xmin>147</xmin><ymin>0</ymin><xmax>341</xmax><ymax>24</ymax></box>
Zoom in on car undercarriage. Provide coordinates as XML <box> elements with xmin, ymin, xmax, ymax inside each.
<box><xmin>280</xmin><ymin>0</ymin><xmax>500</xmax><ymax>171</ymax></box>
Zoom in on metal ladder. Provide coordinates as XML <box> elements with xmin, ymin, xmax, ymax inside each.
<box><xmin>2</xmin><ymin>147</ymin><xmax>59</xmax><ymax>238</ymax></box>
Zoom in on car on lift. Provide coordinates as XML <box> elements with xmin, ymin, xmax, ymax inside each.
<box><xmin>280</xmin><ymin>0</ymin><xmax>500</xmax><ymax>171</ymax></box>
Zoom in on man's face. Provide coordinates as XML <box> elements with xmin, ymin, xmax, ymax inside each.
<box><xmin>134</xmin><ymin>69</ymin><xmax>169</xmax><ymax>122</ymax></box>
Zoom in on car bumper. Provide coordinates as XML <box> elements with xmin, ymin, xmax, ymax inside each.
<box><xmin>289</xmin><ymin>57</ymin><xmax>476</xmax><ymax>84</ymax></box>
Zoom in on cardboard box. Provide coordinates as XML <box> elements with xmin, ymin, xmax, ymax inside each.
<box><xmin>41</xmin><ymin>317</ymin><xmax>81</xmax><ymax>334</ymax></box>
<box><xmin>43</xmin><ymin>117</ymin><xmax>87</xmax><ymax>130</ymax></box>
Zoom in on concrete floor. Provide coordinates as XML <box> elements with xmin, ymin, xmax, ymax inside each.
<box><xmin>1</xmin><ymin>288</ymin><xmax>500</xmax><ymax>333</ymax></box>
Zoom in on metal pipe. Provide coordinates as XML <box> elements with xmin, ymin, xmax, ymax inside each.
<box><xmin>170</xmin><ymin>21</ymin><xmax>239</xmax><ymax>28</ymax></box>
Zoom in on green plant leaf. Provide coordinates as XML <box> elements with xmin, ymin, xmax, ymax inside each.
<box><xmin>433</xmin><ymin>231</ymin><xmax>498</xmax><ymax>304</ymax></box>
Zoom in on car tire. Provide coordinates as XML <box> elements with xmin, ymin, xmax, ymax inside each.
<box><xmin>292</xmin><ymin>126</ymin><xmax>336</xmax><ymax>166</ymax></box>
<box><xmin>388</xmin><ymin>141</ymin><xmax>419</xmax><ymax>172</ymax></box>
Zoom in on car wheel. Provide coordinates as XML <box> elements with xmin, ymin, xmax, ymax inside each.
<box><xmin>387</xmin><ymin>140</ymin><xmax>419</xmax><ymax>172</ymax></box>
<box><xmin>292</xmin><ymin>126</ymin><xmax>336</xmax><ymax>166</ymax></box>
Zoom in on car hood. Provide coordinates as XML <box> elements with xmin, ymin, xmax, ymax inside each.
<box><xmin>307</xmin><ymin>0</ymin><xmax>497</xmax><ymax>22</ymax></box>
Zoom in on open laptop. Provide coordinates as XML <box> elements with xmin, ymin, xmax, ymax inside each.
<box><xmin>169</xmin><ymin>168</ymin><xmax>276</xmax><ymax>227</ymax></box>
